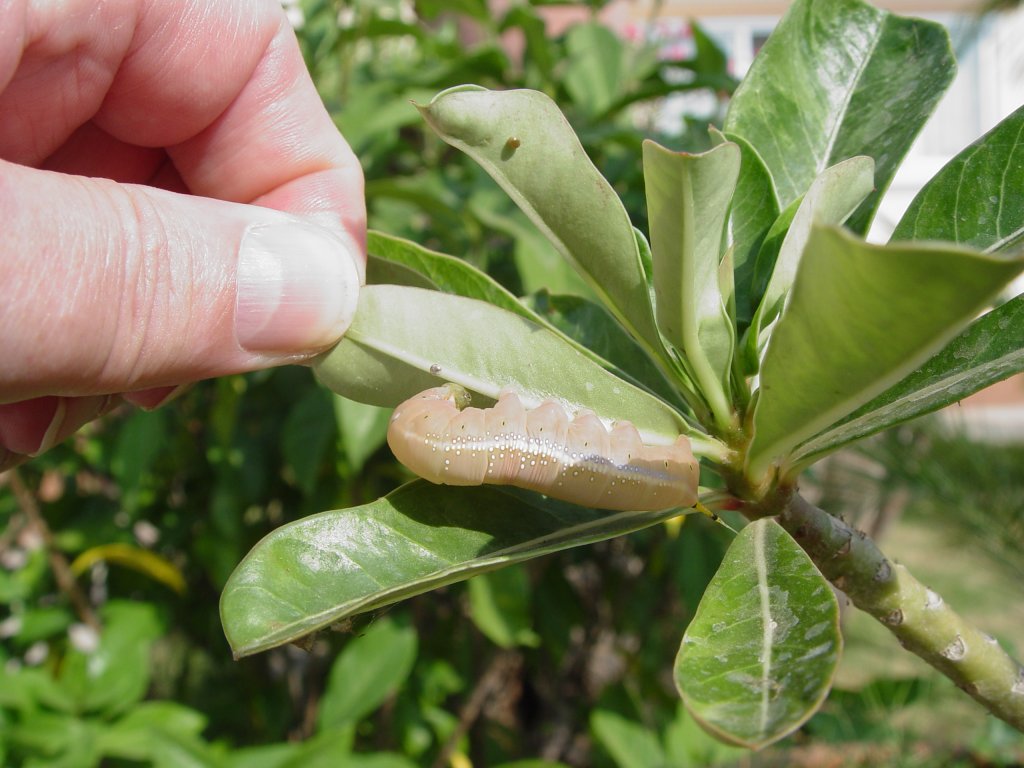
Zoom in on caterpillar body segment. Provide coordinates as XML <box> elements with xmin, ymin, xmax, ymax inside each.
<box><xmin>387</xmin><ymin>384</ymin><xmax>699</xmax><ymax>512</ymax></box>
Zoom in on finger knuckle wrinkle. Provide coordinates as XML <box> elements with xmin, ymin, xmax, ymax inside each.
<box><xmin>93</xmin><ymin>181</ymin><xmax>173</xmax><ymax>386</ymax></box>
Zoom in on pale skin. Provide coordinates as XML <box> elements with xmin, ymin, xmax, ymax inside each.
<box><xmin>0</xmin><ymin>0</ymin><xmax>367</xmax><ymax>469</ymax></box>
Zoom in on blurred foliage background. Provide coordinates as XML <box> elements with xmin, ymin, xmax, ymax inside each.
<box><xmin>1</xmin><ymin>1</ymin><xmax>1022</xmax><ymax>766</ymax></box>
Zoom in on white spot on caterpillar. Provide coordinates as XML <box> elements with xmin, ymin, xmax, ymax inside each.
<box><xmin>386</xmin><ymin>384</ymin><xmax>698</xmax><ymax>511</ymax></box>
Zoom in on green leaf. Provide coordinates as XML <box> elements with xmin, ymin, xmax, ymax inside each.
<box><xmin>220</xmin><ymin>481</ymin><xmax>686</xmax><ymax>657</ymax></box>
<box><xmin>58</xmin><ymin>601</ymin><xmax>163</xmax><ymax>716</ymax></box>
<box><xmin>521</xmin><ymin>291</ymin><xmax>684</xmax><ymax>409</ymax></box>
<box><xmin>366</xmin><ymin>254</ymin><xmax>438</xmax><ymax>291</ymax></box>
<box><xmin>9</xmin><ymin>606</ymin><xmax>73</xmax><ymax>645</ymax></box>
<box><xmin>748</xmin><ymin>226</ymin><xmax>1024</xmax><ymax>479</ymax></box>
<box><xmin>278</xmin><ymin>731</ymin><xmax>355</xmax><ymax>768</ymax></box>
<box><xmin>468</xmin><ymin>193</ymin><xmax>595</xmax><ymax>299</ymax></box>
<box><xmin>468</xmin><ymin>566</ymin><xmax>540</xmax><ymax>648</ymax></box>
<box><xmin>96</xmin><ymin>702</ymin><xmax>208</xmax><ymax>763</ymax></box>
<box><xmin>146</xmin><ymin>729</ymin><xmax>223</xmax><ymax>768</ymax></box>
<box><xmin>676</xmin><ymin>519</ymin><xmax>841</xmax><ymax>749</ymax></box>
<box><xmin>709</xmin><ymin>129</ymin><xmax>780</xmax><ymax>325</ymax></box>
<box><xmin>500</xmin><ymin>6</ymin><xmax>555</xmax><ymax>82</ymax></box>
<box><xmin>0</xmin><ymin>666</ymin><xmax>70</xmax><ymax>713</ymax></box>
<box><xmin>6</xmin><ymin>711</ymin><xmax>100</xmax><ymax>764</ymax></box>
<box><xmin>333</xmin><ymin>84</ymin><xmax>437</xmax><ymax>156</ymax></box>
<box><xmin>724</xmin><ymin>0</ymin><xmax>955</xmax><ymax>233</ymax></box>
<box><xmin>367</xmin><ymin>230</ymin><xmax>527</xmax><ymax>318</ymax></box>
<box><xmin>0</xmin><ymin>547</ymin><xmax>46</xmax><ymax>604</ymax></box>
<box><xmin>225</xmin><ymin>743</ymin><xmax>301</xmax><ymax>768</ymax></box>
<box><xmin>892</xmin><ymin>103</ymin><xmax>1024</xmax><ymax>252</ymax></box>
<box><xmin>110</xmin><ymin>408</ymin><xmax>166</xmax><ymax>513</ymax></box>
<box><xmin>690</xmin><ymin>22</ymin><xmax>729</xmax><ymax>81</ymax></box>
<box><xmin>590</xmin><ymin>710</ymin><xmax>666</xmax><ymax>768</ymax></box>
<box><xmin>793</xmin><ymin>293</ymin><xmax>1024</xmax><ymax>465</ymax></box>
<box><xmin>417</xmin><ymin>86</ymin><xmax>663</xmax><ymax>357</ymax></box>
<box><xmin>313</xmin><ymin>285</ymin><xmax>692</xmax><ymax>445</ymax></box>
<box><xmin>416</xmin><ymin>0</ymin><xmax>489</xmax><ymax>22</ymax></box>
<box><xmin>563</xmin><ymin>23</ymin><xmax>623</xmax><ymax>116</ymax></box>
<box><xmin>275</xmin><ymin>732</ymin><xmax>420</xmax><ymax>768</ymax></box>
<box><xmin>337</xmin><ymin>755</ymin><xmax>419</xmax><ymax>768</ymax></box>
<box><xmin>744</xmin><ymin>156</ymin><xmax>875</xmax><ymax>362</ymax></box>
<box><xmin>365</xmin><ymin>232</ymin><xmax>669</xmax><ymax>406</ymax></box>
<box><xmin>366</xmin><ymin>175</ymin><xmax>468</xmax><ymax>239</ymax></box>
<box><xmin>318</xmin><ymin>618</ymin><xmax>418</xmax><ymax>731</ymax></box>
<box><xmin>334</xmin><ymin>395</ymin><xmax>391</xmax><ymax>475</ymax></box>
<box><xmin>747</xmin><ymin>197</ymin><xmax>800</xmax><ymax>316</ymax></box>
<box><xmin>282</xmin><ymin>386</ymin><xmax>336</xmax><ymax>495</ymax></box>
<box><xmin>642</xmin><ymin>140</ymin><xmax>739</xmax><ymax>425</ymax></box>
<box><xmin>663</xmin><ymin>703</ymin><xmax>747</xmax><ymax>768</ymax></box>
<box><xmin>718</xmin><ymin>245</ymin><xmax>736</xmax><ymax>328</ymax></box>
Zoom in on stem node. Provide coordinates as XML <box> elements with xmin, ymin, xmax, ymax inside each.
<box><xmin>779</xmin><ymin>493</ymin><xmax>1024</xmax><ymax>731</ymax></box>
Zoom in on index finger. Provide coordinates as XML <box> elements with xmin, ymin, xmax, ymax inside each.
<box><xmin>95</xmin><ymin>0</ymin><xmax>366</xmax><ymax>272</ymax></box>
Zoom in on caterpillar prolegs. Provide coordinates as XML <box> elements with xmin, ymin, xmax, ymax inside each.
<box><xmin>387</xmin><ymin>384</ymin><xmax>699</xmax><ymax>512</ymax></box>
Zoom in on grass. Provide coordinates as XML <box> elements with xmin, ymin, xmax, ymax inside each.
<box><xmin>794</xmin><ymin>419</ymin><xmax>1024</xmax><ymax>766</ymax></box>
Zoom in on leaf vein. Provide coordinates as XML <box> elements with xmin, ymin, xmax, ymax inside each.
<box><xmin>755</xmin><ymin>522</ymin><xmax>774</xmax><ymax>736</ymax></box>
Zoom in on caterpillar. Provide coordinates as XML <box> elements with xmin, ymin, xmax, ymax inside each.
<box><xmin>387</xmin><ymin>384</ymin><xmax>698</xmax><ymax>512</ymax></box>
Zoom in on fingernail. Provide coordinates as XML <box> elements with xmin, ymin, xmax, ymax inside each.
<box><xmin>123</xmin><ymin>385</ymin><xmax>189</xmax><ymax>410</ymax></box>
<box><xmin>236</xmin><ymin>221</ymin><xmax>361</xmax><ymax>354</ymax></box>
<box><xmin>33</xmin><ymin>398</ymin><xmax>67</xmax><ymax>455</ymax></box>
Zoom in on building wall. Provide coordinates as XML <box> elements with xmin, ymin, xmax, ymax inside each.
<box><xmin>615</xmin><ymin>0</ymin><xmax>978</xmax><ymax>17</ymax></box>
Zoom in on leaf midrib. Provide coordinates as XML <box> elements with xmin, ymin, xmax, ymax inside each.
<box><xmin>755</xmin><ymin>521</ymin><xmax>774</xmax><ymax>737</ymax></box>
<box><xmin>817</xmin><ymin>12</ymin><xmax>884</xmax><ymax>173</ymax></box>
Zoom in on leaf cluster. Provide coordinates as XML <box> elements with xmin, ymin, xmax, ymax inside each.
<box><xmin>0</xmin><ymin>3</ymin><xmax>754</xmax><ymax>766</ymax></box>
<box><xmin>226</xmin><ymin>0</ymin><xmax>1024</xmax><ymax>750</ymax></box>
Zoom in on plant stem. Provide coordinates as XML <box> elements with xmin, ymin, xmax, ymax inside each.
<box><xmin>8</xmin><ymin>470</ymin><xmax>100</xmax><ymax>630</ymax></box>
<box><xmin>689</xmin><ymin>435</ymin><xmax>733</xmax><ymax>465</ymax></box>
<box><xmin>430</xmin><ymin>649</ymin><xmax>519</xmax><ymax>768</ymax></box>
<box><xmin>779</xmin><ymin>493</ymin><xmax>1024</xmax><ymax>730</ymax></box>
<box><xmin>1</xmin><ymin>444</ymin><xmax>26</xmax><ymax>473</ymax></box>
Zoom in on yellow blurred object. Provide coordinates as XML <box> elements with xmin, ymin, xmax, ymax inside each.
<box><xmin>663</xmin><ymin>513</ymin><xmax>686</xmax><ymax>539</ymax></box>
<box><xmin>71</xmin><ymin>543</ymin><xmax>186</xmax><ymax>594</ymax></box>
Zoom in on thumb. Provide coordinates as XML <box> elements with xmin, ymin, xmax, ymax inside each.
<box><xmin>0</xmin><ymin>161</ymin><xmax>363</xmax><ymax>401</ymax></box>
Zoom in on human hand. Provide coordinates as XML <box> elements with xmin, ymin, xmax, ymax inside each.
<box><xmin>0</xmin><ymin>0</ymin><xmax>366</xmax><ymax>471</ymax></box>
